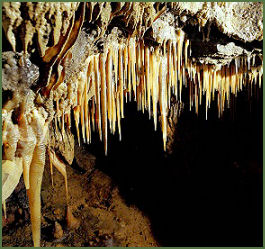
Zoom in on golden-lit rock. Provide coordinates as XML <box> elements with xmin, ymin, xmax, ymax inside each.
<box><xmin>66</xmin><ymin>207</ymin><xmax>80</xmax><ymax>230</ymax></box>
<box><xmin>54</xmin><ymin>222</ymin><xmax>64</xmax><ymax>239</ymax></box>
<box><xmin>2</xmin><ymin>2</ymin><xmax>263</xmax><ymax>247</ymax></box>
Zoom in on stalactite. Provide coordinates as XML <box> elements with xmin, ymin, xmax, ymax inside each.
<box><xmin>118</xmin><ymin>46</ymin><xmax>124</xmax><ymax>119</ymax></box>
<box><xmin>2</xmin><ymin>4</ymin><xmax>263</xmax><ymax>248</ymax></box>
<box><xmin>106</xmin><ymin>48</ymin><xmax>113</xmax><ymax>133</ymax></box>
<box><xmin>63</xmin><ymin>31</ymin><xmax>263</xmax><ymax>155</ymax></box>
<box><xmin>99</xmin><ymin>52</ymin><xmax>108</xmax><ymax>155</ymax></box>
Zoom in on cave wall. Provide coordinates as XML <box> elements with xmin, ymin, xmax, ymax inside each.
<box><xmin>2</xmin><ymin>2</ymin><xmax>263</xmax><ymax>247</ymax></box>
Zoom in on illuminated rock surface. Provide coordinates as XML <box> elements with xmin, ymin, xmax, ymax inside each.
<box><xmin>2</xmin><ymin>2</ymin><xmax>263</xmax><ymax>247</ymax></box>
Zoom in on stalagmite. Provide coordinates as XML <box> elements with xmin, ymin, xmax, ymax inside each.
<box><xmin>28</xmin><ymin>142</ymin><xmax>47</xmax><ymax>247</ymax></box>
<box><xmin>18</xmin><ymin>115</ymin><xmax>37</xmax><ymax>189</ymax></box>
<box><xmin>2</xmin><ymin>6</ymin><xmax>263</xmax><ymax>246</ymax></box>
<box><xmin>66</xmin><ymin>207</ymin><xmax>80</xmax><ymax>229</ymax></box>
<box><xmin>48</xmin><ymin>149</ymin><xmax>69</xmax><ymax>203</ymax></box>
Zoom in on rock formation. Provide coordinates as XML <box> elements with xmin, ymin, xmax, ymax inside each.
<box><xmin>2</xmin><ymin>2</ymin><xmax>263</xmax><ymax>247</ymax></box>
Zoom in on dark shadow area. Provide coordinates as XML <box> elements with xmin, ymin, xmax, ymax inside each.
<box><xmin>183</xmin><ymin>21</ymin><xmax>263</xmax><ymax>57</ymax></box>
<box><xmin>84</xmin><ymin>84</ymin><xmax>263</xmax><ymax>246</ymax></box>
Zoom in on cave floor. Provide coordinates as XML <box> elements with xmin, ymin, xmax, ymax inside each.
<box><xmin>2</xmin><ymin>158</ymin><xmax>158</xmax><ymax>247</ymax></box>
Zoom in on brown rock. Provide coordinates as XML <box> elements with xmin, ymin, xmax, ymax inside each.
<box><xmin>56</xmin><ymin>244</ymin><xmax>65</xmax><ymax>247</ymax></box>
<box><xmin>53</xmin><ymin>208</ymin><xmax>63</xmax><ymax>216</ymax></box>
<box><xmin>66</xmin><ymin>207</ymin><xmax>80</xmax><ymax>230</ymax></box>
<box><xmin>18</xmin><ymin>208</ymin><xmax>23</xmax><ymax>215</ymax></box>
<box><xmin>8</xmin><ymin>213</ymin><xmax>15</xmax><ymax>224</ymax></box>
<box><xmin>54</xmin><ymin>222</ymin><xmax>64</xmax><ymax>239</ymax></box>
<box><xmin>2</xmin><ymin>216</ymin><xmax>7</xmax><ymax>228</ymax></box>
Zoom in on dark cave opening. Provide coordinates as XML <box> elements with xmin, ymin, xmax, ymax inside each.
<box><xmin>79</xmin><ymin>84</ymin><xmax>263</xmax><ymax>246</ymax></box>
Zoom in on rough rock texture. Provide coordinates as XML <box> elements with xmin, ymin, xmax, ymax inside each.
<box><xmin>2</xmin><ymin>52</ymin><xmax>39</xmax><ymax>91</ymax></box>
<box><xmin>171</xmin><ymin>2</ymin><xmax>263</xmax><ymax>42</ymax></box>
<box><xmin>2</xmin><ymin>2</ymin><xmax>263</xmax><ymax>247</ymax></box>
<box><xmin>2</xmin><ymin>2</ymin><xmax>263</xmax><ymax>66</ymax></box>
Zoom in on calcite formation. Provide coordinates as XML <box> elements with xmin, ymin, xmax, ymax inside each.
<box><xmin>2</xmin><ymin>2</ymin><xmax>263</xmax><ymax>247</ymax></box>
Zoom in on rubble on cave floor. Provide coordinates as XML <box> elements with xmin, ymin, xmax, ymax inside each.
<box><xmin>2</xmin><ymin>147</ymin><xmax>158</xmax><ymax>247</ymax></box>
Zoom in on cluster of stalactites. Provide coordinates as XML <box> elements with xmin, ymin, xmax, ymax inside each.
<box><xmin>198</xmin><ymin>56</ymin><xmax>263</xmax><ymax>119</ymax></box>
<box><xmin>56</xmin><ymin>30</ymin><xmax>263</xmax><ymax>155</ymax></box>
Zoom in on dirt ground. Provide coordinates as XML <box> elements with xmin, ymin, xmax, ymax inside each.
<box><xmin>2</xmin><ymin>145</ymin><xmax>158</xmax><ymax>247</ymax></box>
